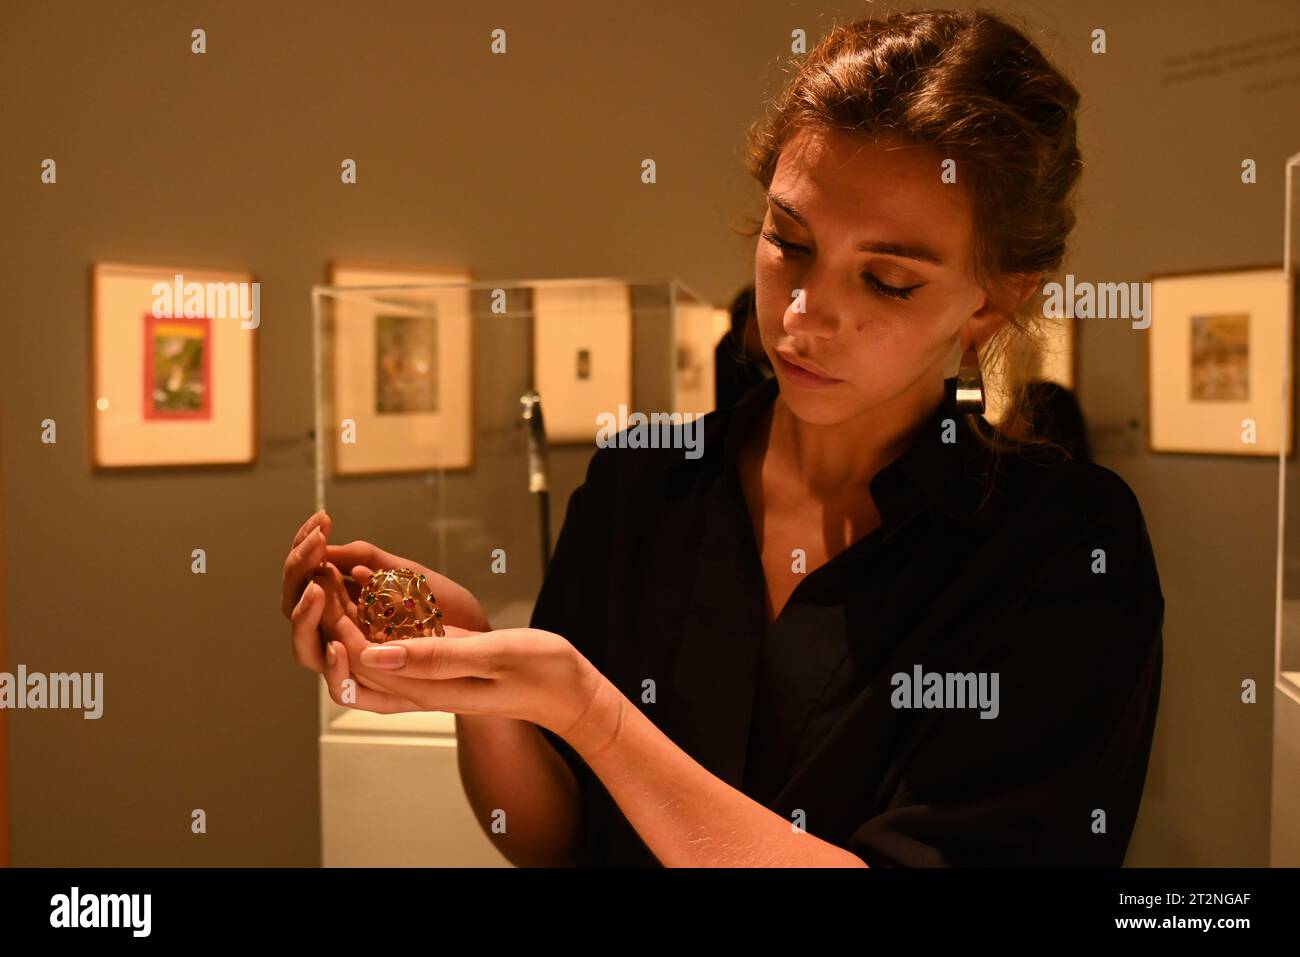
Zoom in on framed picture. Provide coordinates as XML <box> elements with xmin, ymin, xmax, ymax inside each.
<box><xmin>325</xmin><ymin>262</ymin><xmax>474</xmax><ymax>474</ymax></box>
<box><xmin>981</xmin><ymin>315</ymin><xmax>1078</xmax><ymax>427</ymax></box>
<box><xmin>673</xmin><ymin>301</ymin><xmax>730</xmax><ymax>417</ymax></box>
<box><xmin>531</xmin><ymin>279</ymin><xmax>633</xmax><ymax>444</ymax></box>
<box><xmin>1148</xmin><ymin>266</ymin><xmax>1291</xmax><ymax>456</ymax></box>
<box><xmin>91</xmin><ymin>263</ymin><xmax>257</xmax><ymax>467</ymax></box>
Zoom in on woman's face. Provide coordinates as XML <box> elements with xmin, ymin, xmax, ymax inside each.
<box><xmin>755</xmin><ymin>126</ymin><xmax>1004</xmax><ymax>426</ymax></box>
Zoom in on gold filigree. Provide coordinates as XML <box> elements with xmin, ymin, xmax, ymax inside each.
<box><xmin>357</xmin><ymin>567</ymin><xmax>446</xmax><ymax>643</ymax></box>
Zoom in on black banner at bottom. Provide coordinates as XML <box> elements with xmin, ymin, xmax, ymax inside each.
<box><xmin>0</xmin><ymin>866</ymin><xmax>1288</xmax><ymax>942</ymax></box>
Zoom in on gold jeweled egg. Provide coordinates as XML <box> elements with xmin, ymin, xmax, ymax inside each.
<box><xmin>356</xmin><ymin>567</ymin><xmax>446</xmax><ymax>643</ymax></box>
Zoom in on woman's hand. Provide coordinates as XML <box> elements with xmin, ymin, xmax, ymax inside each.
<box><xmin>281</xmin><ymin>509</ymin><xmax>491</xmax><ymax>674</ymax></box>
<box><xmin>297</xmin><ymin>585</ymin><xmax>619</xmax><ymax>754</ymax></box>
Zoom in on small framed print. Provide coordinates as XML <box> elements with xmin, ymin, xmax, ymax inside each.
<box><xmin>531</xmin><ymin>279</ymin><xmax>633</xmax><ymax>444</ymax></box>
<box><xmin>325</xmin><ymin>262</ymin><xmax>474</xmax><ymax>474</ymax></box>
<box><xmin>91</xmin><ymin>263</ymin><xmax>257</xmax><ymax>468</ymax></box>
<box><xmin>1148</xmin><ymin>266</ymin><xmax>1291</xmax><ymax>456</ymax></box>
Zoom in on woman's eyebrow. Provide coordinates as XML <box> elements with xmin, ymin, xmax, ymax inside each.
<box><xmin>859</xmin><ymin>240</ymin><xmax>944</xmax><ymax>266</ymax></box>
<box><xmin>766</xmin><ymin>189</ymin><xmax>946</xmax><ymax>266</ymax></box>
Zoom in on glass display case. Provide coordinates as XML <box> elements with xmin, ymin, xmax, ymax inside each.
<box><xmin>309</xmin><ymin>276</ymin><xmax>724</xmax><ymax>864</ymax></box>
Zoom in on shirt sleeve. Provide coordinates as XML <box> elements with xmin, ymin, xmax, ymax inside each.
<box><xmin>526</xmin><ymin>447</ymin><xmax>617</xmax><ymax>858</ymax></box>
<box><xmin>846</xmin><ymin>468</ymin><xmax>1165</xmax><ymax>867</ymax></box>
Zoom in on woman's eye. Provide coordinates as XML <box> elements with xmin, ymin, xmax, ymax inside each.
<box><xmin>864</xmin><ymin>273</ymin><xmax>922</xmax><ymax>302</ymax></box>
<box><xmin>764</xmin><ymin>229</ymin><xmax>922</xmax><ymax>301</ymax></box>
<box><xmin>761</xmin><ymin>229</ymin><xmax>807</xmax><ymax>257</ymax></box>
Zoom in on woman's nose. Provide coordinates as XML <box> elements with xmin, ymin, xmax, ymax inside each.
<box><xmin>782</xmin><ymin>281</ymin><xmax>841</xmax><ymax>338</ymax></box>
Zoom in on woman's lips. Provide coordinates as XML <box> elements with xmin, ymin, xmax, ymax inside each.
<box><xmin>775</xmin><ymin>352</ymin><xmax>842</xmax><ymax>389</ymax></box>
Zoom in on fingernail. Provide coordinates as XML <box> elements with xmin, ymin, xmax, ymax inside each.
<box><xmin>360</xmin><ymin>645</ymin><xmax>406</xmax><ymax>669</ymax></box>
<box><xmin>325</xmin><ymin>641</ymin><xmax>337</xmax><ymax>665</ymax></box>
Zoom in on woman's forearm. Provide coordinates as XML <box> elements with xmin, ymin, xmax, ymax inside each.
<box><xmin>454</xmin><ymin>713</ymin><xmax>583</xmax><ymax>867</ymax></box>
<box><xmin>450</xmin><ymin>606</ymin><xmax>582</xmax><ymax>865</ymax></box>
<box><xmin>566</xmin><ymin>678</ymin><xmax>869</xmax><ymax>868</ymax></box>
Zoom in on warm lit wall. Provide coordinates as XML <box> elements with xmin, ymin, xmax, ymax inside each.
<box><xmin>0</xmin><ymin>0</ymin><xmax>1295</xmax><ymax>866</ymax></box>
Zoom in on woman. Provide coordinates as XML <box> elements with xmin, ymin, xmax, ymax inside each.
<box><xmin>281</xmin><ymin>9</ymin><xmax>1164</xmax><ymax>867</ymax></box>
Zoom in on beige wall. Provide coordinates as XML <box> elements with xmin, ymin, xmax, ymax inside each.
<box><xmin>0</xmin><ymin>0</ymin><xmax>1296</xmax><ymax>865</ymax></box>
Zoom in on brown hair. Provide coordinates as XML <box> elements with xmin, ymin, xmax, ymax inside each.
<box><xmin>736</xmin><ymin>7</ymin><xmax>1085</xmax><ymax>464</ymax></box>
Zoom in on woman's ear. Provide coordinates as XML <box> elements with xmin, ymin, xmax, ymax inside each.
<box><xmin>961</xmin><ymin>308</ymin><xmax>1008</xmax><ymax>352</ymax></box>
<box><xmin>965</xmin><ymin>271</ymin><xmax>1044</xmax><ymax>348</ymax></box>
<box><xmin>1013</xmin><ymin>272</ymin><xmax>1044</xmax><ymax>311</ymax></box>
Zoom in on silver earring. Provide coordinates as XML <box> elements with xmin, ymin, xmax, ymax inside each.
<box><xmin>954</xmin><ymin>342</ymin><xmax>985</xmax><ymax>413</ymax></box>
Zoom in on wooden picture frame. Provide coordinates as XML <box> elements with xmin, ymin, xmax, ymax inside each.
<box><xmin>1147</xmin><ymin>265</ymin><xmax>1292</xmax><ymax>456</ymax></box>
<box><xmin>324</xmin><ymin>262</ymin><xmax>475</xmax><ymax>474</ymax></box>
<box><xmin>531</xmin><ymin>279</ymin><xmax>633</xmax><ymax>444</ymax></box>
<box><xmin>90</xmin><ymin>263</ymin><xmax>258</xmax><ymax>468</ymax></box>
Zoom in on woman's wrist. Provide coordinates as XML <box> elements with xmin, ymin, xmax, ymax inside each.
<box><xmin>560</xmin><ymin>668</ymin><xmax>626</xmax><ymax>761</ymax></box>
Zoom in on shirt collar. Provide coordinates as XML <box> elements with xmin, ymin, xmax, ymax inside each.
<box><xmin>693</xmin><ymin>374</ymin><xmax>992</xmax><ymax>530</ymax></box>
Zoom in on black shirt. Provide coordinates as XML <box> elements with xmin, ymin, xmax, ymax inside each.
<box><xmin>531</xmin><ymin>374</ymin><xmax>1164</xmax><ymax>867</ymax></box>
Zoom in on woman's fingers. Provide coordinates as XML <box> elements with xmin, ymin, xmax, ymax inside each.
<box><xmin>281</xmin><ymin>526</ymin><xmax>328</xmax><ymax>619</ymax></box>
<box><xmin>290</xmin><ymin>511</ymin><xmax>320</xmax><ymax>549</ymax></box>
<box><xmin>355</xmin><ymin>629</ymin><xmax>504</xmax><ymax>681</ymax></box>
<box><xmin>341</xmin><ymin>564</ymin><xmax>372</xmax><ymax>604</ymax></box>
<box><xmin>291</xmin><ymin>510</ymin><xmax>332</xmax><ymax>550</ymax></box>
<box><xmin>290</xmin><ymin>581</ymin><xmax>327</xmax><ymax>673</ymax></box>
<box><xmin>332</xmin><ymin>632</ymin><xmax>494</xmax><ymax>715</ymax></box>
<box><xmin>324</xmin><ymin>541</ymin><xmax>397</xmax><ymax>576</ymax></box>
<box><xmin>320</xmin><ymin>606</ymin><xmax>455</xmax><ymax>698</ymax></box>
<box><xmin>311</xmin><ymin>562</ymin><xmax>351</xmax><ymax>621</ymax></box>
<box><xmin>323</xmin><ymin>641</ymin><xmax>427</xmax><ymax>714</ymax></box>
<box><xmin>340</xmin><ymin>565</ymin><xmax>373</xmax><ymax>624</ymax></box>
<box><xmin>289</xmin><ymin>575</ymin><xmax>382</xmax><ymax>679</ymax></box>
<box><xmin>353</xmin><ymin>672</ymin><xmax>391</xmax><ymax>692</ymax></box>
